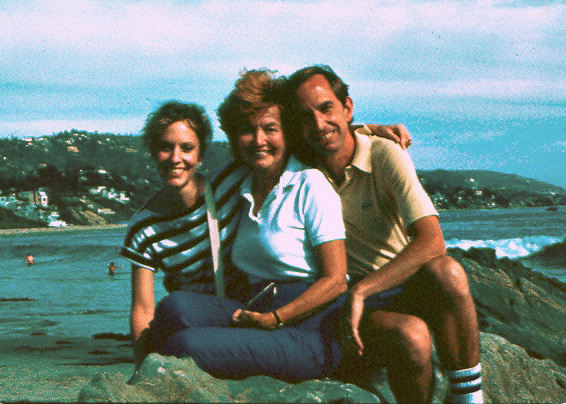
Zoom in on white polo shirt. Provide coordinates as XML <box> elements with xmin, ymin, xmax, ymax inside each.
<box><xmin>232</xmin><ymin>156</ymin><xmax>345</xmax><ymax>283</ymax></box>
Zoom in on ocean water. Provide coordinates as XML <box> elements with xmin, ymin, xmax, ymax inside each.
<box><xmin>0</xmin><ymin>207</ymin><xmax>564</xmax><ymax>341</ymax></box>
<box><xmin>0</xmin><ymin>227</ymin><xmax>168</xmax><ymax>339</ymax></box>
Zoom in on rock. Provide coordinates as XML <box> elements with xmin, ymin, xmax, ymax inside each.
<box><xmin>480</xmin><ymin>332</ymin><xmax>566</xmax><ymax>403</ymax></box>
<box><xmin>456</xmin><ymin>249</ymin><xmax>566</xmax><ymax>366</ymax></box>
<box><xmin>527</xmin><ymin>238</ymin><xmax>566</xmax><ymax>268</ymax></box>
<box><xmin>78</xmin><ymin>354</ymin><xmax>233</xmax><ymax>403</ymax></box>
<box><xmin>79</xmin><ymin>333</ymin><xmax>566</xmax><ymax>403</ymax></box>
<box><xmin>78</xmin><ymin>353</ymin><xmax>381</xmax><ymax>403</ymax></box>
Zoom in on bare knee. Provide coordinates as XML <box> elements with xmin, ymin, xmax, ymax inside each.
<box><xmin>398</xmin><ymin>317</ymin><xmax>432</xmax><ymax>366</ymax></box>
<box><xmin>370</xmin><ymin>315</ymin><xmax>432</xmax><ymax>368</ymax></box>
<box><xmin>424</xmin><ymin>255</ymin><xmax>471</xmax><ymax>300</ymax></box>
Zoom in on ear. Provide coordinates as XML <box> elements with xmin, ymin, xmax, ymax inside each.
<box><xmin>343</xmin><ymin>96</ymin><xmax>354</xmax><ymax>124</ymax></box>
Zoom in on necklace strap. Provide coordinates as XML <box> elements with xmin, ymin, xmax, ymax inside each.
<box><xmin>203</xmin><ymin>175</ymin><xmax>225</xmax><ymax>298</ymax></box>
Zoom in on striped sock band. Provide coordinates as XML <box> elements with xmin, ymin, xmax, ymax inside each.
<box><xmin>446</xmin><ymin>363</ymin><xmax>483</xmax><ymax>404</ymax></box>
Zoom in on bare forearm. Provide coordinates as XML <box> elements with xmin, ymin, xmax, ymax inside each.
<box><xmin>352</xmin><ymin>232</ymin><xmax>445</xmax><ymax>299</ymax></box>
<box><xmin>277</xmin><ymin>275</ymin><xmax>347</xmax><ymax>324</ymax></box>
<box><xmin>130</xmin><ymin>310</ymin><xmax>154</xmax><ymax>366</ymax></box>
<box><xmin>130</xmin><ymin>265</ymin><xmax>155</xmax><ymax>366</ymax></box>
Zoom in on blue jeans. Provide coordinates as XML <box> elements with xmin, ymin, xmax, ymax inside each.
<box><xmin>150</xmin><ymin>282</ymin><xmax>345</xmax><ymax>382</ymax></box>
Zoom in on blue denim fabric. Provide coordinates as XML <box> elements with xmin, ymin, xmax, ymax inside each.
<box><xmin>151</xmin><ymin>282</ymin><xmax>344</xmax><ymax>382</ymax></box>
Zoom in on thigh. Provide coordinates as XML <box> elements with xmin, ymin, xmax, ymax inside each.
<box><xmin>152</xmin><ymin>291</ymin><xmax>245</xmax><ymax>347</ymax></box>
<box><xmin>360</xmin><ymin>309</ymin><xmax>431</xmax><ymax>363</ymax></box>
<box><xmin>384</xmin><ymin>267</ymin><xmax>442</xmax><ymax>321</ymax></box>
<box><xmin>155</xmin><ymin>291</ymin><xmax>244</xmax><ymax>326</ymax></box>
<box><xmin>161</xmin><ymin>325</ymin><xmax>340</xmax><ymax>382</ymax></box>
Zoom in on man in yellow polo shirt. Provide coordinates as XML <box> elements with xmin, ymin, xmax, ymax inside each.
<box><xmin>283</xmin><ymin>65</ymin><xmax>483</xmax><ymax>404</ymax></box>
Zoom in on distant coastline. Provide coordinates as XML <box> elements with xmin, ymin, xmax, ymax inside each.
<box><xmin>0</xmin><ymin>223</ymin><xmax>127</xmax><ymax>236</ymax></box>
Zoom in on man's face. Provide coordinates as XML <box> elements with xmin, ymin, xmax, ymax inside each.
<box><xmin>294</xmin><ymin>74</ymin><xmax>353</xmax><ymax>156</ymax></box>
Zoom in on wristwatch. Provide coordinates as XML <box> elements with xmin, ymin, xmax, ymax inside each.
<box><xmin>272</xmin><ymin>310</ymin><xmax>284</xmax><ymax>328</ymax></box>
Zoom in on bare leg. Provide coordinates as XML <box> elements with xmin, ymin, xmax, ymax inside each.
<box><xmin>409</xmin><ymin>255</ymin><xmax>480</xmax><ymax>370</ymax></box>
<box><xmin>361</xmin><ymin>310</ymin><xmax>435</xmax><ymax>403</ymax></box>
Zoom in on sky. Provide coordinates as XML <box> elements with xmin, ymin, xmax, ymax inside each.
<box><xmin>1</xmin><ymin>0</ymin><xmax>565</xmax><ymax>189</ymax></box>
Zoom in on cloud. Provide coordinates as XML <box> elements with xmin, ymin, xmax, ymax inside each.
<box><xmin>2</xmin><ymin>0</ymin><xmax>564</xmax><ymax>83</ymax></box>
<box><xmin>0</xmin><ymin>0</ymin><xmax>565</xmax><ymax>188</ymax></box>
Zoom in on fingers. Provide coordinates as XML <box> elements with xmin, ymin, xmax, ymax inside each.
<box><xmin>351</xmin><ymin>327</ymin><xmax>364</xmax><ymax>356</ymax></box>
<box><xmin>365</xmin><ymin>123</ymin><xmax>413</xmax><ymax>150</ymax></box>
<box><xmin>347</xmin><ymin>294</ymin><xmax>365</xmax><ymax>355</ymax></box>
<box><xmin>337</xmin><ymin>308</ymin><xmax>365</xmax><ymax>356</ymax></box>
<box><xmin>232</xmin><ymin>309</ymin><xmax>271</xmax><ymax>329</ymax></box>
<box><xmin>395</xmin><ymin>124</ymin><xmax>413</xmax><ymax>150</ymax></box>
<box><xmin>232</xmin><ymin>308</ymin><xmax>242</xmax><ymax>322</ymax></box>
<box><xmin>337</xmin><ymin>316</ymin><xmax>360</xmax><ymax>356</ymax></box>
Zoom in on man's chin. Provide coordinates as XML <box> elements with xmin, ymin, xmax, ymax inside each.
<box><xmin>310</xmin><ymin>142</ymin><xmax>338</xmax><ymax>156</ymax></box>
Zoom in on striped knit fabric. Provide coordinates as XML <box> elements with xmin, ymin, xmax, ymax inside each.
<box><xmin>121</xmin><ymin>161</ymin><xmax>248</xmax><ymax>295</ymax></box>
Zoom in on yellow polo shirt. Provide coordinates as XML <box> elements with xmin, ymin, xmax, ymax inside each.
<box><xmin>318</xmin><ymin>127</ymin><xmax>438</xmax><ymax>280</ymax></box>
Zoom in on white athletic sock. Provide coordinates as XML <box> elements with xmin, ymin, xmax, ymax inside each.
<box><xmin>446</xmin><ymin>363</ymin><xmax>483</xmax><ymax>404</ymax></box>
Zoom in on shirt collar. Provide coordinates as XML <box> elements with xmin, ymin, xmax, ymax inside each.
<box><xmin>349</xmin><ymin>126</ymin><xmax>373</xmax><ymax>173</ymax></box>
<box><xmin>240</xmin><ymin>155</ymin><xmax>303</xmax><ymax>198</ymax></box>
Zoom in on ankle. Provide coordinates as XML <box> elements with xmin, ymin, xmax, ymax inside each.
<box><xmin>445</xmin><ymin>362</ymin><xmax>483</xmax><ymax>404</ymax></box>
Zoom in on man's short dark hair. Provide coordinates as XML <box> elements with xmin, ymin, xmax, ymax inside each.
<box><xmin>284</xmin><ymin>65</ymin><xmax>350</xmax><ymax>106</ymax></box>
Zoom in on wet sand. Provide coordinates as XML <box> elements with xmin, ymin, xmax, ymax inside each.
<box><xmin>0</xmin><ymin>333</ymin><xmax>134</xmax><ymax>402</ymax></box>
<box><xmin>0</xmin><ymin>224</ymin><xmax>127</xmax><ymax>236</ymax></box>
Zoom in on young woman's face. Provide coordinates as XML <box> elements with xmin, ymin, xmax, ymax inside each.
<box><xmin>155</xmin><ymin>121</ymin><xmax>201</xmax><ymax>190</ymax></box>
<box><xmin>236</xmin><ymin>105</ymin><xmax>287</xmax><ymax>177</ymax></box>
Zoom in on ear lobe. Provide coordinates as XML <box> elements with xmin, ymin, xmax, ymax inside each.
<box><xmin>344</xmin><ymin>96</ymin><xmax>354</xmax><ymax>123</ymax></box>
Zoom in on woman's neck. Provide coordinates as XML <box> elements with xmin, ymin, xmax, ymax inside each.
<box><xmin>179</xmin><ymin>175</ymin><xmax>203</xmax><ymax>208</ymax></box>
<box><xmin>162</xmin><ymin>174</ymin><xmax>203</xmax><ymax>211</ymax></box>
<box><xmin>250</xmin><ymin>157</ymin><xmax>288</xmax><ymax>214</ymax></box>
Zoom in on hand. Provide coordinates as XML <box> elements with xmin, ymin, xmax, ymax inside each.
<box><xmin>232</xmin><ymin>308</ymin><xmax>277</xmax><ymax>329</ymax></box>
<box><xmin>365</xmin><ymin>124</ymin><xmax>413</xmax><ymax>150</ymax></box>
<box><xmin>337</xmin><ymin>292</ymin><xmax>365</xmax><ymax>356</ymax></box>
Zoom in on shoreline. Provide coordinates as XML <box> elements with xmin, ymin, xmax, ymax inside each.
<box><xmin>0</xmin><ymin>223</ymin><xmax>127</xmax><ymax>236</ymax></box>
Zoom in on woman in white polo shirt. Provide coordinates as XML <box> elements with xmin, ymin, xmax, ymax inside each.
<box><xmin>151</xmin><ymin>69</ymin><xmax>348</xmax><ymax>381</ymax></box>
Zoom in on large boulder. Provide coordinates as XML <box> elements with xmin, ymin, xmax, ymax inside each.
<box><xmin>453</xmin><ymin>248</ymin><xmax>566</xmax><ymax>366</ymax></box>
<box><xmin>79</xmin><ymin>332</ymin><xmax>566</xmax><ymax>403</ymax></box>
<box><xmin>479</xmin><ymin>332</ymin><xmax>566</xmax><ymax>403</ymax></box>
<box><xmin>78</xmin><ymin>353</ymin><xmax>380</xmax><ymax>403</ymax></box>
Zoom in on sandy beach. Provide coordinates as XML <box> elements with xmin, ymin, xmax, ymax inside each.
<box><xmin>0</xmin><ymin>223</ymin><xmax>127</xmax><ymax>236</ymax></box>
<box><xmin>1</xmin><ymin>224</ymin><xmax>132</xmax><ymax>402</ymax></box>
<box><xmin>0</xmin><ymin>333</ymin><xmax>134</xmax><ymax>402</ymax></box>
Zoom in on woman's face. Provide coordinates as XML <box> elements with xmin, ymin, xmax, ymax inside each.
<box><xmin>155</xmin><ymin>121</ymin><xmax>201</xmax><ymax>190</ymax></box>
<box><xmin>237</xmin><ymin>105</ymin><xmax>287</xmax><ymax>177</ymax></box>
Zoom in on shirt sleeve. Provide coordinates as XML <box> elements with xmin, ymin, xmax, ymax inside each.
<box><xmin>371</xmin><ymin>139</ymin><xmax>438</xmax><ymax>228</ymax></box>
<box><xmin>119</xmin><ymin>211</ymin><xmax>159</xmax><ymax>272</ymax></box>
<box><xmin>300</xmin><ymin>169</ymin><xmax>346</xmax><ymax>246</ymax></box>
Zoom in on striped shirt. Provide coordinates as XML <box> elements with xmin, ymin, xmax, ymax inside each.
<box><xmin>120</xmin><ymin>161</ymin><xmax>249</xmax><ymax>294</ymax></box>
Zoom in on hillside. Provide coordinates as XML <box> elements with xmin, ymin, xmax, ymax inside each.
<box><xmin>0</xmin><ymin>131</ymin><xmax>564</xmax><ymax>229</ymax></box>
<box><xmin>417</xmin><ymin>169</ymin><xmax>566</xmax><ymax>196</ymax></box>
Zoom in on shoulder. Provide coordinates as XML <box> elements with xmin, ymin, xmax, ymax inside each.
<box><xmin>206</xmin><ymin>159</ymin><xmax>249</xmax><ymax>188</ymax></box>
<box><xmin>129</xmin><ymin>189</ymin><xmax>165</xmax><ymax>220</ymax></box>
<box><xmin>285</xmin><ymin>157</ymin><xmax>332</xmax><ymax>191</ymax></box>
<box><xmin>368</xmin><ymin>136</ymin><xmax>415</xmax><ymax>173</ymax></box>
<box><xmin>123</xmin><ymin>204</ymin><xmax>162</xmax><ymax>247</ymax></box>
<box><xmin>368</xmin><ymin>136</ymin><xmax>405</xmax><ymax>158</ymax></box>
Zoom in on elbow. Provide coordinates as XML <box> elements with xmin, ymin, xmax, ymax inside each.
<box><xmin>334</xmin><ymin>276</ymin><xmax>348</xmax><ymax>296</ymax></box>
<box><xmin>339</xmin><ymin>277</ymin><xmax>348</xmax><ymax>294</ymax></box>
<box><xmin>431</xmin><ymin>235</ymin><xmax>447</xmax><ymax>259</ymax></box>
